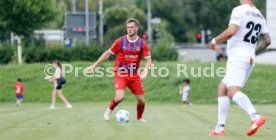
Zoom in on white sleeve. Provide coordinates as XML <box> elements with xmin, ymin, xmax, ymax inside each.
<box><xmin>261</xmin><ymin>18</ymin><xmax>269</xmax><ymax>34</ymax></box>
<box><xmin>229</xmin><ymin>7</ymin><xmax>243</xmax><ymax>26</ymax></box>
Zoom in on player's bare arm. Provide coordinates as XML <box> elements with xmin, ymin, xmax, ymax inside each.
<box><xmin>256</xmin><ymin>33</ymin><xmax>271</xmax><ymax>53</ymax></box>
<box><xmin>45</xmin><ymin>75</ymin><xmax>57</xmax><ymax>81</ymax></box>
<box><xmin>85</xmin><ymin>50</ymin><xmax>112</xmax><ymax>73</ymax></box>
<box><xmin>140</xmin><ymin>57</ymin><xmax>152</xmax><ymax>79</ymax></box>
<box><xmin>209</xmin><ymin>24</ymin><xmax>239</xmax><ymax>50</ymax></box>
<box><xmin>49</xmin><ymin>76</ymin><xmax>56</xmax><ymax>81</ymax></box>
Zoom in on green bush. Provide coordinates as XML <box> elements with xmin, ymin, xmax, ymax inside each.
<box><xmin>151</xmin><ymin>44</ymin><xmax>178</xmax><ymax>61</ymax></box>
<box><xmin>23</xmin><ymin>43</ymin><xmax>179</xmax><ymax>63</ymax></box>
<box><xmin>1</xmin><ymin>41</ymin><xmax>178</xmax><ymax>64</ymax></box>
<box><xmin>69</xmin><ymin>45</ymin><xmax>107</xmax><ymax>61</ymax></box>
<box><xmin>23</xmin><ymin>44</ymin><xmax>108</xmax><ymax>63</ymax></box>
<box><xmin>0</xmin><ymin>43</ymin><xmax>14</xmax><ymax>64</ymax></box>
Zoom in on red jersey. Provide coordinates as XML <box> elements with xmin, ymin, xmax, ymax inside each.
<box><xmin>14</xmin><ymin>82</ymin><xmax>24</xmax><ymax>95</ymax></box>
<box><xmin>109</xmin><ymin>35</ymin><xmax>151</xmax><ymax>73</ymax></box>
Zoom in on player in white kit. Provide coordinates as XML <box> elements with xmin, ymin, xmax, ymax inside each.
<box><xmin>209</xmin><ymin>0</ymin><xmax>271</xmax><ymax>136</ymax></box>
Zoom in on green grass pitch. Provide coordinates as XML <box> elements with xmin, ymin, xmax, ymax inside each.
<box><xmin>0</xmin><ymin>102</ymin><xmax>275</xmax><ymax>140</ymax></box>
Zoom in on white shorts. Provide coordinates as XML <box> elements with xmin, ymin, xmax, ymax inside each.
<box><xmin>222</xmin><ymin>60</ymin><xmax>254</xmax><ymax>88</ymax></box>
<box><xmin>182</xmin><ymin>93</ymin><xmax>189</xmax><ymax>102</ymax></box>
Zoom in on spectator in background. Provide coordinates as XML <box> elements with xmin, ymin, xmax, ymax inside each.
<box><xmin>45</xmin><ymin>60</ymin><xmax>72</xmax><ymax>109</ymax></box>
<box><xmin>216</xmin><ymin>46</ymin><xmax>227</xmax><ymax>62</ymax></box>
<box><xmin>179</xmin><ymin>79</ymin><xmax>192</xmax><ymax>107</ymax></box>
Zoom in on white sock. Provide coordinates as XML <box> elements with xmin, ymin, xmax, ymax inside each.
<box><xmin>16</xmin><ymin>100</ymin><xmax>20</xmax><ymax>105</ymax></box>
<box><xmin>232</xmin><ymin>91</ymin><xmax>260</xmax><ymax>121</ymax></box>
<box><xmin>215</xmin><ymin>96</ymin><xmax>230</xmax><ymax>132</ymax></box>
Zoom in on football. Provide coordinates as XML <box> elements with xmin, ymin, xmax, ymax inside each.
<box><xmin>115</xmin><ymin>109</ymin><xmax>130</xmax><ymax>123</ymax></box>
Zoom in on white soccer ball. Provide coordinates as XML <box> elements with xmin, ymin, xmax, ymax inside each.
<box><xmin>115</xmin><ymin>109</ymin><xmax>130</xmax><ymax>123</ymax></box>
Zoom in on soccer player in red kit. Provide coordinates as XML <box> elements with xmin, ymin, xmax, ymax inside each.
<box><xmin>15</xmin><ymin>78</ymin><xmax>24</xmax><ymax>106</ymax></box>
<box><xmin>86</xmin><ymin>18</ymin><xmax>152</xmax><ymax>122</ymax></box>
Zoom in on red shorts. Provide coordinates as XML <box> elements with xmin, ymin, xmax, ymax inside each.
<box><xmin>114</xmin><ymin>73</ymin><xmax>144</xmax><ymax>95</ymax></box>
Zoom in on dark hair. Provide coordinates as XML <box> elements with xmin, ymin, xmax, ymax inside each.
<box><xmin>53</xmin><ymin>59</ymin><xmax>62</xmax><ymax>69</ymax></box>
<box><xmin>17</xmin><ymin>78</ymin><xmax>22</xmax><ymax>82</ymax></box>
<box><xmin>126</xmin><ymin>18</ymin><xmax>139</xmax><ymax>26</ymax></box>
<box><xmin>183</xmin><ymin>79</ymin><xmax>190</xmax><ymax>84</ymax></box>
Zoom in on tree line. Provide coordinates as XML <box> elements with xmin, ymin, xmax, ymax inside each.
<box><xmin>0</xmin><ymin>0</ymin><xmax>266</xmax><ymax>44</ymax></box>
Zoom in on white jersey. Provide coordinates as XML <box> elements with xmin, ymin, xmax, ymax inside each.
<box><xmin>182</xmin><ymin>85</ymin><xmax>190</xmax><ymax>101</ymax></box>
<box><xmin>227</xmin><ymin>4</ymin><xmax>268</xmax><ymax>63</ymax></box>
<box><xmin>182</xmin><ymin>85</ymin><xmax>190</xmax><ymax>95</ymax></box>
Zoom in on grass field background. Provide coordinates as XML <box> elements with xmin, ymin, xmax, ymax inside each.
<box><xmin>0</xmin><ymin>61</ymin><xmax>275</xmax><ymax>103</ymax></box>
<box><xmin>0</xmin><ymin>102</ymin><xmax>275</xmax><ymax>140</ymax></box>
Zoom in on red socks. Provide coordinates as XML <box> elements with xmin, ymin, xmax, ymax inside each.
<box><xmin>109</xmin><ymin>98</ymin><xmax>145</xmax><ymax>119</ymax></box>
<box><xmin>137</xmin><ymin>103</ymin><xmax>145</xmax><ymax>119</ymax></box>
<box><xmin>109</xmin><ymin>98</ymin><xmax>118</xmax><ymax>110</ymax></box>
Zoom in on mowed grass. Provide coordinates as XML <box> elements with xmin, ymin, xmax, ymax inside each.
<box><xmin>0</xmin><ymin>102</ymin><xmax>275</xmax><ymax>140</ymax></box>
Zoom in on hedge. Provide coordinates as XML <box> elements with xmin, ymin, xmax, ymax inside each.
<box><xmin>0</xmin><ymin>44</ymin><xmax>177</xmax><ymax>64</ymax></box>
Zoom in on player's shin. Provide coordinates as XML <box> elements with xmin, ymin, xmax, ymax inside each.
<box><xmin>109</xmin><ymin>97</ymin><xmax>119</xmax><ymax>111</ymax></box>
<box><xmin>232</xmin><ymin>91</ymin><xmax>260</xmax><ymax>121</ymax></box>
<box><xmin>137</xmin><ymin>103</ymin><xmax>145</xmax><ymax>120</ymax></box>
<box><xmin>215</xmin><ymin>96</ymin><xmax>230</xmax><ymax>132</ymax></box>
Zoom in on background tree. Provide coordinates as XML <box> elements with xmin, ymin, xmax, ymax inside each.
<box><xmin>63</xmin><ymin>0</ymin><xmax>98</xmax><ymax>13</ymax></box>
<box><xmin>104</xmin><ymin>5</ymin><xmax>147</xmax><ymax>42</ymax></box>
<box><xmin>0</xmin><ymin>0</ymin><xmax>265</xmax><ymax>44</ymax></box>
<box><xmin>0</xmin><ymin>25</ymin><xmax>9</xmax><ymax>41</ymax></box>
<box><xmin>0</xmin><ymin>0</ymin><xmax>57</xmax><ymax>38</ymax></box>
<box><xmin>136</xmin><ymin>0</ymin><xmax>266</xmax><ymax>42</ymax></box>
<box><xmin>45</xmin><ymin>0</ymin><xmax>67</xmax><ymax>29</ymax></box>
